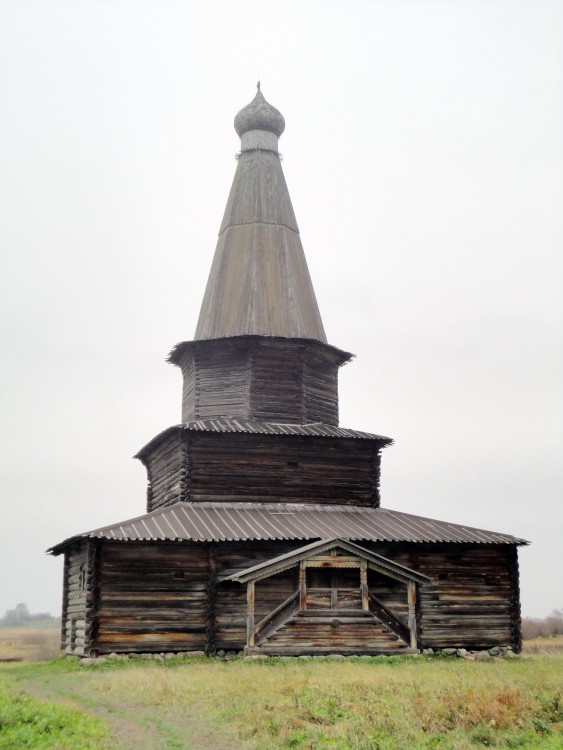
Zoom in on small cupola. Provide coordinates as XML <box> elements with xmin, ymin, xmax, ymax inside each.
<box><xmin>234</xmin><ymin>83</ymin><xmax>286</xmax><ymax>153</ymax></box>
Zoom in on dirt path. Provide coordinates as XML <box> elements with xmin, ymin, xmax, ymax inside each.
<box><xmin>3</xmin><ymin>667</ymin><xmax>248</xmax><ymax>750</ymax></box>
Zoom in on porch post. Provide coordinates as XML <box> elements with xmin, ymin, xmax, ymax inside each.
<box><xmin>299</xmin><ymin>560</ymin><xmax>307</xmax><ymax>610</ymax></box>
<box><xmin>407</xmin><ymin>581</ymin><xmax>417</xmax><ymax>649</ymax></box>
<box><xmin>360</xmin><ymin>560</ymin><xmax>369</xmax><ymax>611</ymax></box>
<box><xmin>247</xmin><ymin>581</ymin><xmax>255</xmax><ymax>649</ymax></box>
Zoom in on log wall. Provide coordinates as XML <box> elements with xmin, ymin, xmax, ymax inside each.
<box><xmin>189</xmin><ymin>433</ymin><xmax>382</xmax><ymax>505</ymax></box>
<box><xmin>92</xmin><ymin>542</ymin><xmax>209</xmax><ymax>654</ymax></box>
<box><xmin>368</xmin><ymin>570</ymin><xmax>409</xmax><ymax>626</ymax></box>
<box><xmin>214</xmin><ymin>541</ymin><xmax>298</xmax><ymax>649</ymax></box>
<box><xmin>179</xmin><ymin>349</ymin><xmax>196</xmax><ymax>424</ymax></box>
<box><xmin>174</xmin><ymin>337</ymin><xmax>347</xmax><ymax>425</ymax></box>
<box><xmin>62</xmin><ymin>539</ymin><xmax>522</xmax><ymax>655</ymax></box>
<box><xmin>180</xmin><ymin>343</ymin><xmax>250</xmax><ymax>422</ymax></box>
<box><xmin>142</xmin><ymin>432</ymin><xmax>383</xmax><ymax>511</ymax></box>
<box><xmin>142</xmin><ymin>431</ymin><xmax>189</xmax><ymax>512</ymax></box>
<box><xmin>62</xmin><ymin>540</ymin><xmax>94</xmax><ymax>656</ymax></box>
<box><xmin>366</xmin><ymin>543</ymin><xmax>521</xmax><ymax>651</ymax></box>
<box><xmin>210</xmin><ymin>541</ymin><xmax>521</xmax><ymax>652</ymax></box>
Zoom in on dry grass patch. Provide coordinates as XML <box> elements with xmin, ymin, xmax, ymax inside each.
<box><xmin>523</xmin><ymin>634</ymin><xmax>563</xmax><ymax>656</ymax></box>
<box><xmin>92</xmin><ymin>655</ymin><xmax>563</xmax><ymax>749</ymax></box>
<box><xmin>0</xmin><ymin>625</ymin><xmax>60</xmax><ymax>663</ymax></box>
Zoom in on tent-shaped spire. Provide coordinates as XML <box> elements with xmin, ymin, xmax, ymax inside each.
<box><xmin>195</xmin><ymin>85</ymin><xmax>327</xmax><ymax>344</ymax></box>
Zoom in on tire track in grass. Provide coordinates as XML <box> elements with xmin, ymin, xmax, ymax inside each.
<box><xmin>1</xmin><ymin>665</ymin><xmax>246</xmax><ymax>750</ymax></box>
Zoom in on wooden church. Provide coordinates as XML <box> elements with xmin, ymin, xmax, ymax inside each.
<box><xmin>50</xmin><ymin>86</ymin><xmax>527</xmax><ymax>657</ymax></box>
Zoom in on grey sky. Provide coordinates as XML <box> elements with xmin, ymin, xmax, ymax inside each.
<box><xmin>1</xmin><ymin>0</ymin><xmax>561</xmax><ymax>618</ymax></box>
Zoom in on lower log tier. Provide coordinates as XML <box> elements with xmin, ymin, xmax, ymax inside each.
<box><xmin>65</xmin><ymin>539</ymin><xmax>522</xmax><ymax>655</ymax></box>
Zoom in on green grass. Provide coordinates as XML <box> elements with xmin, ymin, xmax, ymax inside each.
<box><xmin>0</xmin><ymin>674</ymin><xmax>111</xmax><ymax>749</ymax></box>
<box><xmin>1</xmin><ymin>654</ymin><xmax>562</xmax><ymax>749</ymax></box>
<box><xmin>93</xmin><ymin>655</ymin><xmax>563</xmax><ymax>749</ymax></box>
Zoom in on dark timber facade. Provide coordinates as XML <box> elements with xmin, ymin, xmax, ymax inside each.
<box><xmin>50</xmin><ymin>86</ymin><xmax>527</xmax><ymax>658</ymax></box>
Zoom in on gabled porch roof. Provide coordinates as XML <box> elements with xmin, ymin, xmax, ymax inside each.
<box><xmin>220</xmin><ymin>537</ymin><xmax>432</xmax><ymax>585</ymax></box>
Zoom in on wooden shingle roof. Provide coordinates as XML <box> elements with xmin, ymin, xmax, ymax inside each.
<box><xmin>194</xmin><ymin>89</ymin><xmax>327</xmax><ymax>343</ymax></box>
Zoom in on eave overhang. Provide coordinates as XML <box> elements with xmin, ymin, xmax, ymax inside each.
<box><xmin>167</xmin><ymin>335</ymin><xmax>353</xmax><ymax>368</ymax></box>
<box><xmin>47</xmin><ymin>501</ymin><xmax>530</xmax><ymax>556</ymax></box>
<box><xmin>134</xmin><ymin>419</ymin><xmax>393</xmax><ymax>462</ymax></box>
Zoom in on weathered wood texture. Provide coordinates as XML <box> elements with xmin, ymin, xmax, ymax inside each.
<box><xmin>142</xmin><ymin>432</ymin><xmax>382</xmax><ymax>512</ymax></box>
<box><xmin>507</xmin><ymin>545</ymin><xmax>523</xmax><ymax>653</ymax></box>
<box><xmin>194</xmin><ymin>147</ymin><xmax>327</xmax><ymax>343</ymax></box>
<box><xmin>92</xmin><ymin>542</ymin><xmax>208</xmax><ymax>654</ymax></box>
<box><xmin>172</xmin><ymin>337</ymin><xmax>348</xmax><ymax>425</ymax></box>
<box><xmin>189</xmin><ymin>434</ymin><xmax>382</xmax><ymax>505</ymax></box>
<box><xmin>213</xmin><ymin>541</ymin><xmax>298</xmax><ymax>649</ymax></box>
<box><xmin>365</xmin><ymin>543</ymin><xmax>521</xmax><ymax>652</ymax></box>
<box><xmin>141</xmin><ymin>431</ymin><xmax>188</xmax><ymax>512</ymax></box>
<box><xmin>211</xmin><ymin>541</ymin><xmax>521</xmax><ymax>653</ymax></box>
<box><xmin>259</xmin><ymin>612</ymin><xmax>409</xmax><ymax>655</ymax></box>
<box><xmin>68</xmin><ymin>539</ymin><xmax>521</xmax><ymax>655</ymax></box>
<box><xmin>62</xmin><ymin>540</ymin><xmax>94</xmax><ymax>656</ymax></box>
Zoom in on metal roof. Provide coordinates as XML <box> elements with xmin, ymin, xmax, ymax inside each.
<box><xmin>135</xmin><ymin>419</ymin><xmax>392</xmax><ymax>459</ymax></box>
<box><xmin>48</xmin><ymin>502</ymin><xmax>528</xmax><ymax>554</ymax></box>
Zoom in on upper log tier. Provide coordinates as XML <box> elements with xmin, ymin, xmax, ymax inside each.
<box><xmin>169</xmin><ymin>336</ymin><xmax>352</xmax><ymax>425</ymax></box>
<box><xmin>138</xmin><ymin>429</ymin><xmax>385</xmax><ymax>513</ymax></box>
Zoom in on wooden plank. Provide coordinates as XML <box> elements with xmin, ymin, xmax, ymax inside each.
<box><xmin>407</xmin><ymin>581</ymin><xmax>417</xmax><ymax>649</ymax></box>
<box><xmin>254</xmin><ymin>591</ymin><xmax>299</xmax><ymax>637</ymax></box>
<box><xmin>299</xmin><ymin>561</ymin><xmax>307</xmax><ymax>611</ymax></box>
<box><xmin>360</xmin><ymin>560</ymin><xmax>369</xmax><ymax>611</ymax></box>
<box><xmin>247</xmin><ymin>581</ymin><xmax>255</xmax><ymax>649</ymax></box>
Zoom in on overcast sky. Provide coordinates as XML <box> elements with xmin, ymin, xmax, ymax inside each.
<box><xmin>1</xmin><ymin>0</ymin><xmax>561</xmax><ymax>619</ymax></box>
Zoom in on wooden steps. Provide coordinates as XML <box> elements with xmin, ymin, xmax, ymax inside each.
<box><xmin>257</xmin><ymin>609</ymin><xmax>410</xmax><ymax>655</ymax></box>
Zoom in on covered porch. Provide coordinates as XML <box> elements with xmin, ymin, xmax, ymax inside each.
<box><xmin>221</xmin><ymin>538</ymin><xmax>432</xmax><ymax>655</ymax></box>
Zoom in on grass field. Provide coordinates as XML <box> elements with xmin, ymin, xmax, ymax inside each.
<box><xmin>1</xmin><ymin>646</ymin><xmax>562</xmax><ymax>750</ymax></box>
<box><xmin>521</xmin><ymin>635</ymin><xmax>563</xmax><ymax>656</ymax></box>
<box><xmin>0</xmin><ymin>622</ymin><xmax>60</xmax><ymax>663</ymax></box>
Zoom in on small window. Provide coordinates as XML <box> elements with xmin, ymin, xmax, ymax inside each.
<box><xmin>287</xmin><ymin>461</ymin><xmax>299</xmax><ymax>469</ymax></box>
<box><xmin>438</xmin><ymin>572</ymin><xmax>448</xmax><ymax>581</ymax></box>
<box><xmin>79</xmin><ymin>564</ymin><xmax>87</xmax><ymax>591</ymax></box>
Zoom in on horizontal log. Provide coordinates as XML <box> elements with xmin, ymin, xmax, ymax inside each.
<box><xmin>97</xmin><ymin>632</ymin><xmax>205</xmax><ymax>643</ymax></box>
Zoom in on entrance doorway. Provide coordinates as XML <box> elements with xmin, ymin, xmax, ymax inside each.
<box><xmin>306</xmin><ymin>567</ymin><xmax>362</xmax><ymax>610</ymax></box>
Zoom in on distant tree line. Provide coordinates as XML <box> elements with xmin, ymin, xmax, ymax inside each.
<box><xmin>522</xmin><ymin>609</ymin><xmax>563</xmax><ymax>640</ymax></box>
<box><xmin>0</xmin><ymin>603</ymin><xmax>55</xmax><ymax>627</ymax></box>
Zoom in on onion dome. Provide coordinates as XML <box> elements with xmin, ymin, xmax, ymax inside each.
<box><xmin>234</xmin><ymin>83</ymin><xmax>285</xmax><ymax>152</ymax></box>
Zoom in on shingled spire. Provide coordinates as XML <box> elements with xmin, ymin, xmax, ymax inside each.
<box><xmin>195</xmin><ymin>85</ymin><xmax>327</xmax><ymax>343</ymax></box>
<box><xmin>169</xmin><ymin>86</ymin><xmax>351</xmax><ymax>425</ymax></box>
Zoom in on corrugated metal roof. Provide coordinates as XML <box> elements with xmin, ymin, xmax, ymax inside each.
<box><xmin>48</xmin><ymin>502</ymin><xmax>528</xmax><ymax>553</ymax></box>
<box><xmin>181</xmin><ymin>418</ymin><xmax>390</xmax><ymax>440</ymax></box>
<box><xmin>135</xmin><ymin>419</ymin><xmax>392</xmax><ymax>459</ymax></box>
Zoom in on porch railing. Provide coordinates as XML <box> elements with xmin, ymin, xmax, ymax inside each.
<box><xmin>248</xmin><ymin>590</ymin><xmax>299</xmax><ymax>648</ymax></box>
<box><xmin>368</xmin><ymin>593</ymin><xmax>410</xmax><ymax>644</ymax></box>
